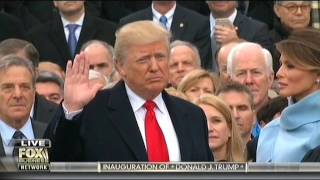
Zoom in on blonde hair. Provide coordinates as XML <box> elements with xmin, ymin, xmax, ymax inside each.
<box><xmin>195</xmin><ymin>94</ymin><xmax>246</xmax><ymax>162</ymax></box>
<box><xmin>114</xmin><ymin>20</ymin><xmax>171</xmax><ymax>64</ymax></box>
<box><xmin>177</xmin><ymin>69</ymin><xmax>219</xmax><ymax>94</ymax></box>
<box><xmin>165</xmin><ymin>87</ymin><xmax>189</xmax><ymax>101</ymax></box>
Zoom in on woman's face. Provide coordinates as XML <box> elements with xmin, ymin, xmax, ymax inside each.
<box><xmin>185</xmin><ymin>77</ymin><xmax>214</xmax><ymax>102</ymax></box>
<box><xmin>276</xmin><ymin>54</ymin><xmax>319</xmax><ymax>100</ymax></box>
<box><xmin>199</xmin><ymin>104</ymin><xmax>231</xmax><ymax>152</ymax></box>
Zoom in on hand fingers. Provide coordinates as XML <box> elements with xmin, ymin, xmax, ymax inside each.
<box><xmin>66</xmin><ymin>60</ymin><xmax>73</xmax><ymax>80</ymax></box>
<box><xmin>84</xmin><ymin>52</ymin><xmax>89</xmax><ymax>81</ymax></box>
<box><xmin>78</xmin><ymin>52</ymin><xmax>85</xmax><ymax>75</ymax></box>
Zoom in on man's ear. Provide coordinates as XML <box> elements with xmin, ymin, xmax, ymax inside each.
<box><xmin>274</xmin><ymin>5</ymin><xmax>281</xmax><ymax>18</ymax></box>
<box><xmin>115</xmin><ymin>60</ymin><xmax>125</xmax><ymax>78</ymax></box>
<box><xmin>268</xmin><ymin>72</ymin><xmax>275</xmax><ymax>89</ymax></box>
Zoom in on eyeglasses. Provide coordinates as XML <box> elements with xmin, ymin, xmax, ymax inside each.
<box><xmin>279</xmin><ymin>4</ymin><xmax>311</xmax><ymax>14</ymax></box>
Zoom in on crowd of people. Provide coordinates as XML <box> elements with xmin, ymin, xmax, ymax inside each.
<box><xmin>0</xmin><ymin>1</ymin><xmax>320</xmax><ymax>166</ymax></box>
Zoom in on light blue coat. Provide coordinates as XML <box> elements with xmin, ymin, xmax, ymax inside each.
<box><xmin>257</xmin><ymin>91</ymin><xmax>320</xmax><ymax>162</ymax></box>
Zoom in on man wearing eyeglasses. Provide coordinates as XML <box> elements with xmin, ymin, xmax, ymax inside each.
<box><xmin>274</xmin><ymin>1</ymin><xmax>311</xmax><ymax>30</ymax></box>
<box><xmin>271</xmin><ymin>1</ymin><xmax>311</xmax><ymax>72</ymax></box>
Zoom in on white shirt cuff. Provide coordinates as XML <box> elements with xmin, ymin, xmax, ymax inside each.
<box><xmin>62</xmin><ymin>103</ymin><xmax>83</xmax><ymax>120</ymax></box>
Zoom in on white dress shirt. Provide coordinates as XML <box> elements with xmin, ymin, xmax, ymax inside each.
<box><xmin>152</xmin><ymin>2</ymin><xmax>176</xmax><ymax>30</ymax></box>
<box><xmin>0</xmin><ymin>118</ymin><xmax>34</xmax><ymax>156</ymax></box>
<box><xmin>60</xmin><ymin>12</ymin><xmax>85</xmax><ymax>43</ymax></box>
<box><xmin>63</xmin><ymin>83</ymin><xmax>181</xmax><ymax>161</ymax></box>
<box><xmin>210</xmin><ymin>9</ymin><xmax>237</xmax><ymax>37</ymax></box>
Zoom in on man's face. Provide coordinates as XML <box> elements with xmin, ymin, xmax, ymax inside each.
<box><xmin>274</xmin><ymin>1</ymin><xmax>311</xmax><ymax>30</ymax></box>
<box><xmin>218</xmin><ymin>91</ymin><xmax>255</xmax><ymax>141</ymax></box>
<box><xmin>117</xmin><ymin>40</ymin><xmax>169</xmax><ymax>100</ymax></box>
<box><xmin>84</xmin><ymin>44</ymin><xmax>114</xmax><ymax>78</ymax></box>
<box><xmin>169</xmin><ymin>45</ymin><xmax>199</xmax><ymax>88</ymax></box>
<box><xmin>0</xmin><ymin>66</ymin><xmax>35</xmax><ymax>126</ymax></box>
<box><xmin>36</xmin><ymin>82</ymin><xmax>63</xmax><ymax>104</ymax></box>
<box><xmin>207</xmin><ymin>1</ymin><xmax>237</xmax><ymax>18</ymax></box>
<box><xmin>54</xmin><ymin>1</ymin><xmax>84</xmax><ymax>15</ymax></box>
<box><xmin>217</xmin><ymin>42</ymin><xmax>238</xmax><ymax>83</ymax></box>
<box><xmin>231</xmin><ymin>49</ymin><xmax>273</xmax><ymax>110</ymax></box>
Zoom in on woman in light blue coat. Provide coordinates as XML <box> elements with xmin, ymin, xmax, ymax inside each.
<box><xmin>257</xmin><ymin>28</ymin><xmax>320</xmax><ymax>162</ymax></box>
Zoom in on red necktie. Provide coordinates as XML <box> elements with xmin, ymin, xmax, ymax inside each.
<box><xmin>144</xmin><ymin>100</ymin><xmax>169</xmax><ymax>162</ymax></box>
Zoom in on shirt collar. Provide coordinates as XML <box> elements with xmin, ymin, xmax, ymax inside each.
<box><xmin>0</xmin><ymin>117</ymin><xmax>34</xmax><ymax>146</ymax></box>
<box><xmin>61</xmin><ymin>12</ymin><xmax>85</xmax><ymax>28</ymax></box>
<box><xmin>125</xmin><ymin>83</ymin><xmax>165</xmax><ymax>114</ymax></box>
<box><xmin>151</xmin><ymin>2</ymin><xmax>176</xmax><ymax>21</ymax></box>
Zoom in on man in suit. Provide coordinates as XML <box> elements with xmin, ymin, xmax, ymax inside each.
<box><xmin>51</xmin><ymin>20</ymin><xmax>213</xmax><ymax>162</ymax></box>
<box><xmin>27</xmin><ymin>1</ymin><xmax>116</xmax><ymax>70</ymax></box>
<box><xmin>207</xmin><ymin>1</ymin><xmax>274</xmax><ymax>73</ymax></box>
<box><xmin>0</xmin><ymin>12</ymin><xmax>25</xmax><ymax>41</ymax></box>
<box><xmin>0</xmin><ymin>55</ymin><xmax>47</xmax><ymax>157</ymax></box>
<box><xmin>118</xmin><ymin>1</ymin><xmax>212</xmax><ymax>70</ymax></box>
<box><xmin>0</xmin><ymin>38</ymin><xmax>58</xmax><ymax>124</ymax></box>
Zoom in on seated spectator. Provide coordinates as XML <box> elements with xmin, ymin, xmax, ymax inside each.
<box><xmin>195</xmin><ymin>94</ymin><xmax>246</xmax><ymax>162</ymax></box>
<box><xmin>257</xmin><ymin>28</ymin><xmax>320</xmax><ymax>162</ymax></box>
<box><xmin>36</xmin><ymin>71</ymin><xmax>64</xmax><ymax>104</ymax></box>
<box><xmin>177</xmin><ymin>69</ymin><xmax>219</xmax><ymax>103</ymax></box>
<box><xmin>256</xmin><ymin>96</ymin><xmax>288</xmax><ymax>127</ymax></box>
<box><xmin>169</xmin><ymin>40</ymin><xmax>201</xmax><ymax>88</ymax></box>
<box><xmin>38</xmin><ymin>61</ymin><xmax>65</xmax><ymax>80</ymax></box>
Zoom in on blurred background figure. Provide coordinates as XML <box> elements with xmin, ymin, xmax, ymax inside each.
<box><xmin>27</xmin><ymin>1</ymin><xmax>116</xmax><ymax>70</ymax></box>
<box><xmin>256</xmin><ymin>96</ymin><xmax>288</xmax><ymax>128</ymax></box>
<box><xmin>271</xmin><ymin>1</ymin><xmax>312</xmax><ymax>70</ymax></box>
<box><xmin>195</xmin><ymin>94</ymin><xmax>246</xmax><ymax>162</ymax></box>
<box><xmin>206</xmin><ymin>1</ymin><xmax>274</xmax><ymax>72</ymax></box>
<box><xmin>177</xmin><ymin>69</ymin><xmax>219</xmax><ymax>103</ymax></box>
<box><xmin>119</xmin><ymin>1</ymin><xmax>212</xmax><ymax>69</ymax></box>
<box><xmin>257</xmin><ymin>28</ymin><xmax>320</xmax><ymax>162</ymax></box>
<box><xmin>169</xmin><ymin>40</ymin><xmax>201</xmax><ymax>88</ymax></box>
<box><xmin>36</xmin><ymin>71</ymin><xmax>64</xmax><ymax>104</ymax></box>
<box><xmin>38</xmin><ymin>61</ymin><xmax>65</xmax><ymax>80</ymax></box>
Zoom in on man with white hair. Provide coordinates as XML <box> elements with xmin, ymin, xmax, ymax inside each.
<box><xmin>227</xmin><ymin>42</ymin><xmax>274</xmax><ymax>137</ymax></box>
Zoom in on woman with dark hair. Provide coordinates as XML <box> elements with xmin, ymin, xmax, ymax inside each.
<box><xmin>257</xmin><ymin>28</ymin><xmax>320</xmax><ymax>162</ymax></box>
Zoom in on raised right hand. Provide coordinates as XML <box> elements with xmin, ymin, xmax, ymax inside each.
<box><xmin>63</xmin><ymin>52</ymin><xmax>103</xmax><ymax>112</ymax></box>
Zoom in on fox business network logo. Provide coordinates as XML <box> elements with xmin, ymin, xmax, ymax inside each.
<box><xmin>15</xmin><ymin>139</ymin><xmax>51</xmax><ymax>171</ymax></box>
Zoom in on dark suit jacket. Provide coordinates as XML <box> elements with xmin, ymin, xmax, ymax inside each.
<box><xmin>27</xmin><ymin>11</ymin><xmax>116</xmax><ymax>70</ymax></box>
<box><xmin>118</xmin><ymin>4</ymin><xmax>212</xmax><ymax>69</ymax></box>
<box><xmin>0</xmin><ymin>120</ymin><xmax>47</xmax><ymax>157</ymax></box>
<box><xmin>233</xmin><ymin>11</ymin><xmax>274</xmax><ymax>53</ymax></box>
<box><xmin>0</xmin><ymin>12</ymin><xmax>25</xmax><ymax>41</ymax></box>
<box><xmin>33</xmin><ymin>94</ymin><xmax>58</xmax><ymax>124</ymax></box>
<box><xmin>50</xmin><ymin>81</ymin><xmax>213</xmax><ymax>162</ymax></box>
<box><xmin>302</xmin><ymin>145</ymin><xmax>320</xmax><ymax>162</ymax></box>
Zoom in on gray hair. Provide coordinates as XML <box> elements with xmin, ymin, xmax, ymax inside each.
<box><xmin>169</xmin><ymin>40</ymin><xmax>201</xmax><ymax>67</ymax></box>
<box><xmin>80</xmin><ymin>40</ymin><xmax>114</xmax><ymax>58</ymax></box>
<box><xmin>0</xmin><ymin>54</ymin><xmax>36</xmax><ymax>86</ymax></box>
<box><xmin>227</xmin><ymin>42</ymin><xmax>274</xmax><ymax>78</ymax></box>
